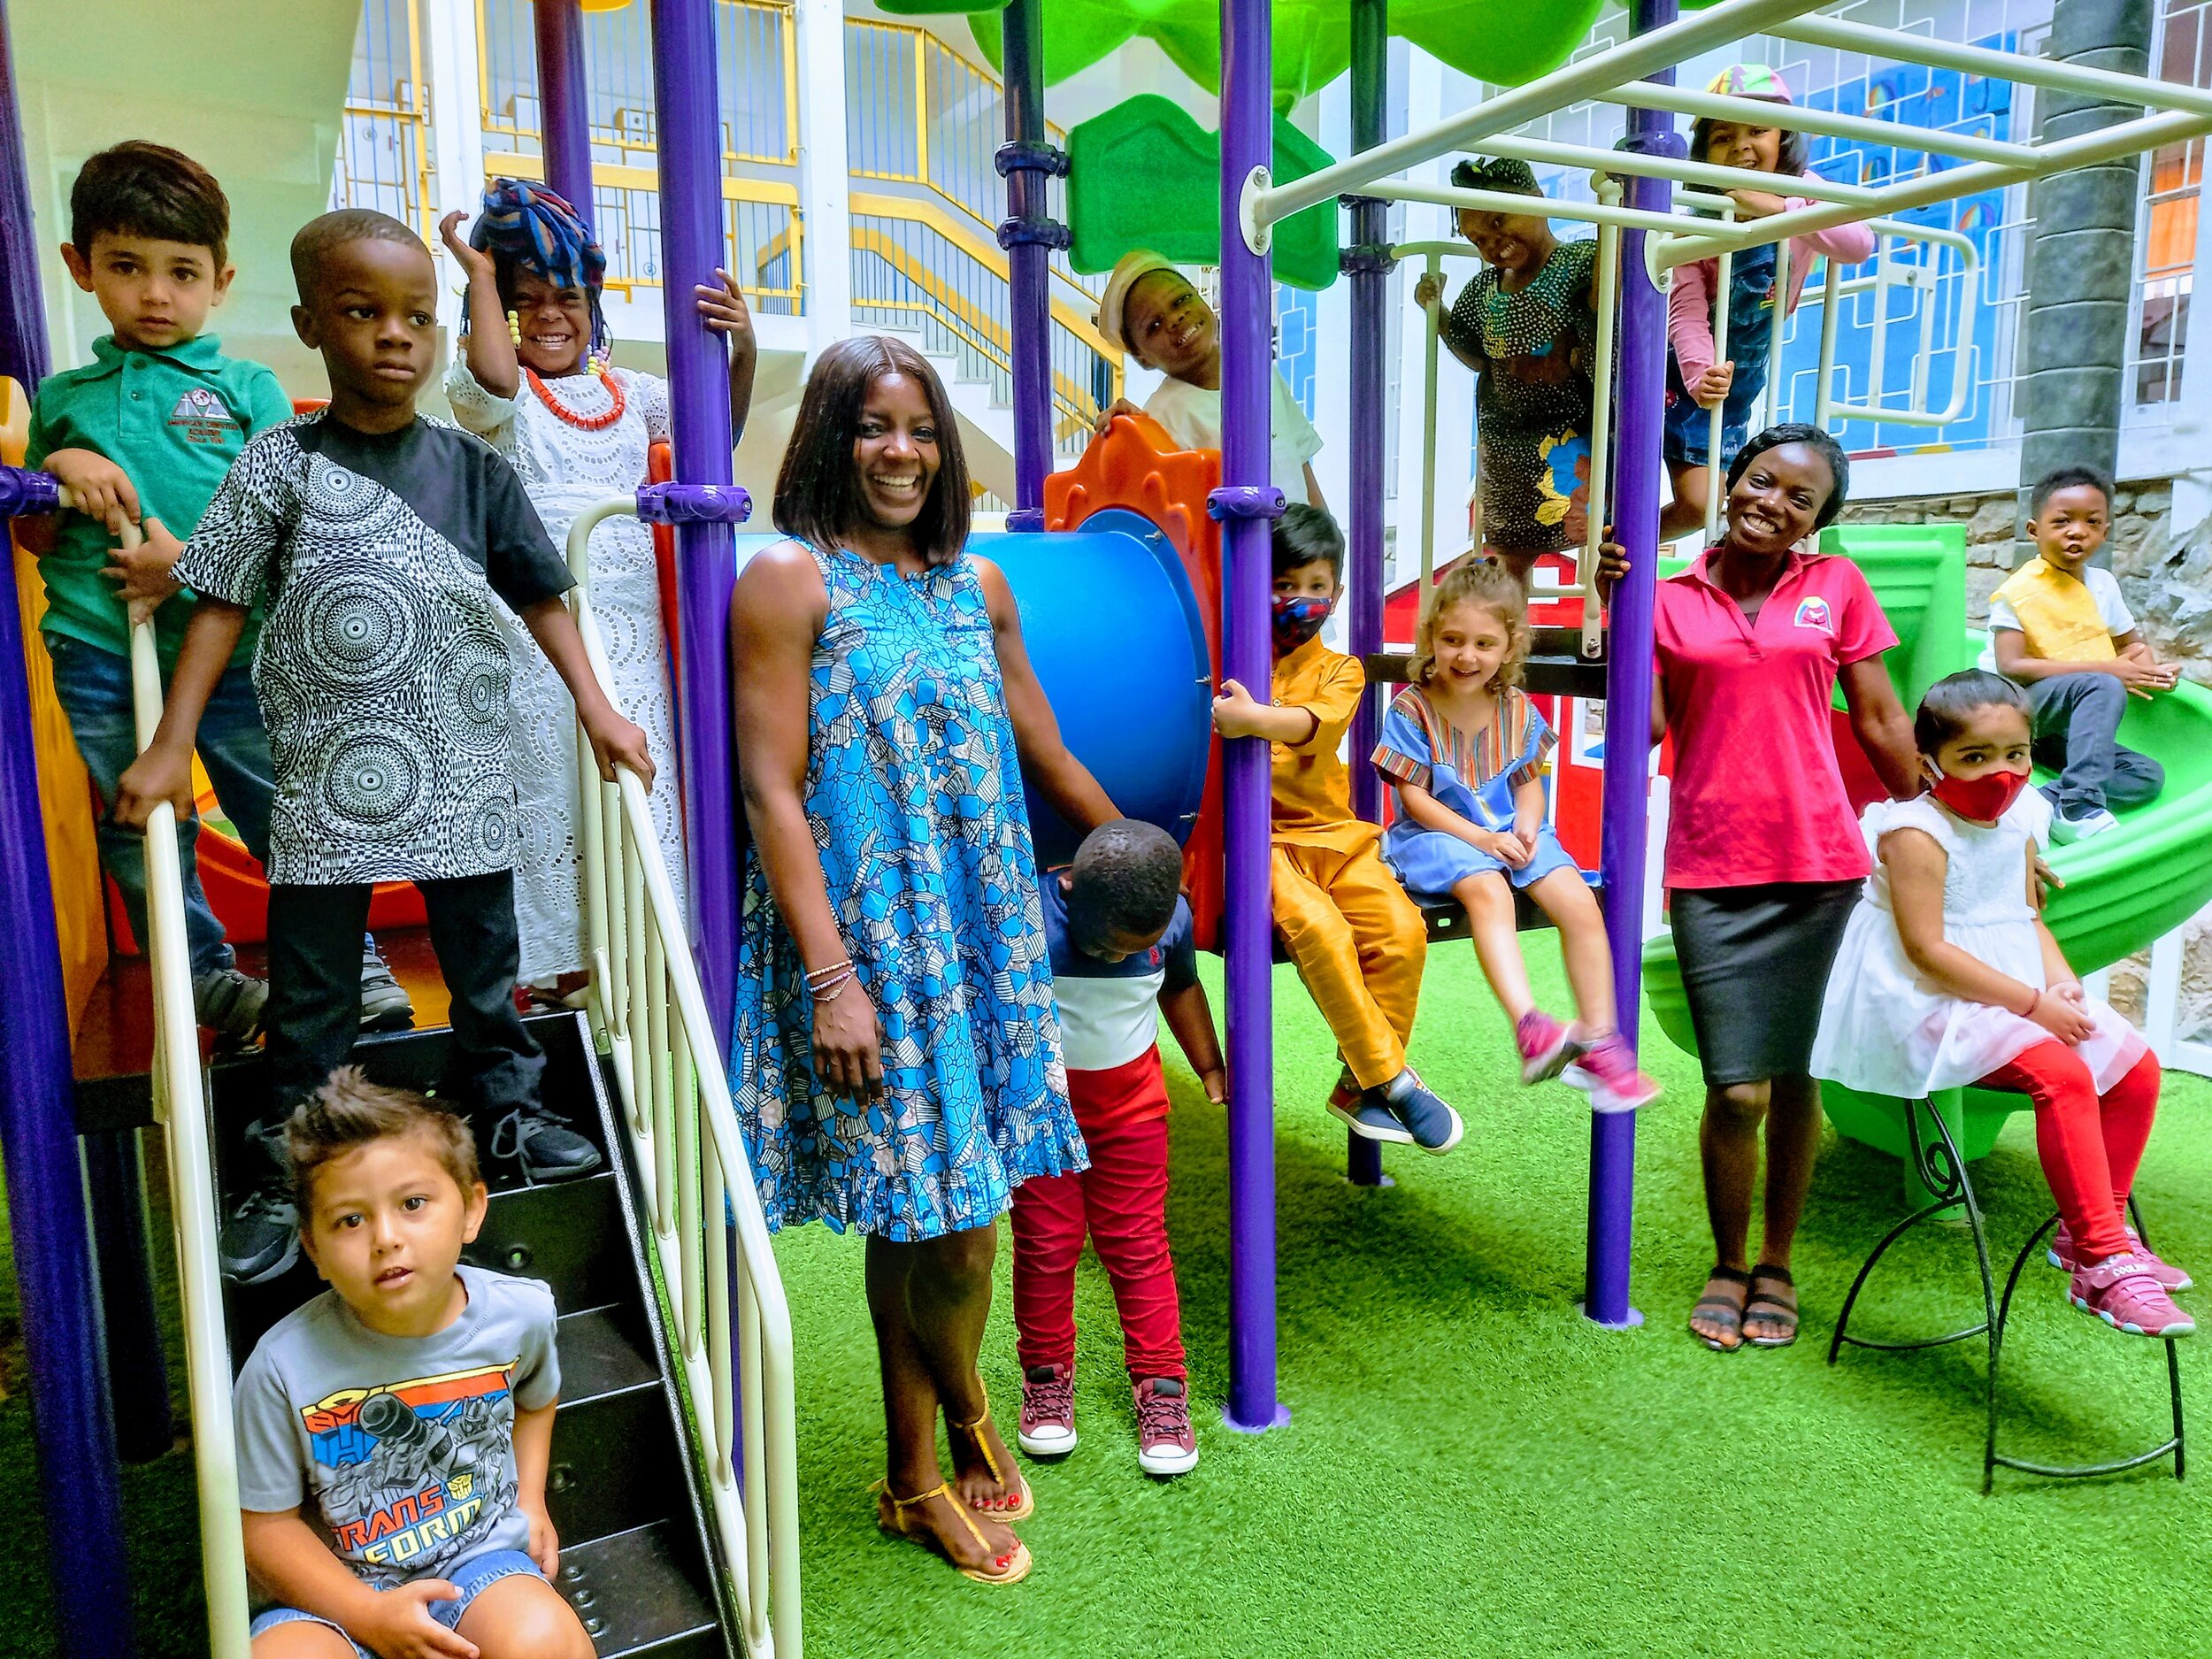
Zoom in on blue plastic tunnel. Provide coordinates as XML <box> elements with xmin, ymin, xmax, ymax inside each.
<box><xmin>727</xmin><ymin>507</ymin><xmax>1215</xmax><ymax>867</ymax></box>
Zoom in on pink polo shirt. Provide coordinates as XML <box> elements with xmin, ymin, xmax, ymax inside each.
<box><xmin>1655</xmin><ymin>549</ymin><xmax>1897</xmax><ymax>890</ymax></box>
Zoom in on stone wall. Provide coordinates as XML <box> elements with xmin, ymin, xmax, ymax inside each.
<box><xmin>1832</xmin><ymin>480</ymin><xmax>2200</xmax><ymax>679</ymax></box>
<box><xmin>1833</xmin><ymin>476</ymin><xmax>2212</xmax><ymax>1045</ymax></box>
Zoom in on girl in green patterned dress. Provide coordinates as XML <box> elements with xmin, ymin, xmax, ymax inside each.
<box><xmin>1413</xmin><ymin>157</ymin><xmax>1601</xmax><ymax>590</ymax></box>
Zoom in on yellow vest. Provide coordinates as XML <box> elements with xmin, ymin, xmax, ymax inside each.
<box><xmin>1990</xmin><ymin>557</ymin><xmax>2116</xmax><ymax>662</ymax></box>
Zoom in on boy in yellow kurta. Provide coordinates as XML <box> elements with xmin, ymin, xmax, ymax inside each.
<box><xmin>1985</xmin><ymin>465</ymin><xmax>2175</xmax><ymax>843</ymax></box>
<box><xmin>1212</xmin><ymin>505</ymin><xmax>1458</xmax><ymax>1153</ymax></box>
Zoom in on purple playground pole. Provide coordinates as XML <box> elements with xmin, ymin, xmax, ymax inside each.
<box><xmin>996</xmin><ymin>0</ymin><xmax>1061</xmax><ymax>529</ymax></box>
<box><xmin>1215</xmin><ymin>0</ymin><xmax>1287</xmax><ymax>1432</ymax></box>
<box><xmin>533</xmin><ymin>0</ymin><xmax>595</xmax><ymax>223</ymax></box>
<box><xmin>650</xmin><ymin>0</ymin><xmax>741</xmax><ymax>1034</ymax></box>
<box><xmin>0</xmin><ymin>3</ymin><xmax>136</xmax><ymax>1647</ymax></box>
<box><xmin>1341</xmin><ymin>0</ymin><xmax>1389</xmax><ymax>1190</ymax></box>
<box><xmin>1585</xmin><ymin>0</ymin><xmax>1679</xmax><ymax>1330</ymax></box>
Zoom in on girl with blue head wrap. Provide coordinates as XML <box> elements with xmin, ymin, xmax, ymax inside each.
<box><xmin>447</xmin><ymin>177</ymin><xmax>611</xmax><ymax>376</ymax></box>
<box><xmin>434</xmin><ymin>185</ymin><xmax>757</xmax><ymax>1002</ymax></box>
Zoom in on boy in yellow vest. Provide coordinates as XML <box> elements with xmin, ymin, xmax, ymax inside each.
<box><xmin>1985</xmin><ymin>465</ymin><xmax>2176</xmax><ymax>842</ymax></box>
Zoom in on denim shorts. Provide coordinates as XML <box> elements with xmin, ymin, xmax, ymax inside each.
<box><xmin>248</xmin><ymin>1549</ymin><xmax>542</xmax><ymax>1655</ymax></box>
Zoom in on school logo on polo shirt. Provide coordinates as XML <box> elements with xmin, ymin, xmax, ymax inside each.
<box><xmin>1793</xmin><ymin>596</ymin><xmax>1834</xmax><ymax>636</ymax></box>
<box><xmin>168</xmin><ymin>388</ymin><xmax>239</xmax><ymax>447</ymax></box>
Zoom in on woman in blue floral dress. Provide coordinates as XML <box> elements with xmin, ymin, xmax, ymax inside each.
<box><xmin>729</xmin><ymin>335</ymin><xmax>1117</xmax><ymax>1584</ymax></box>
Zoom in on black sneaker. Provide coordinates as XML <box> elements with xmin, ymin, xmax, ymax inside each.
<box><xmin>220</xmin><ymin>1117</ymin><xmax>299</xmax><ymax>1283</ymax></box>
<box><xmin>488</xmin><ymin>1104</ymin><xmax>603</xmax><ymax>1182</ymax></box>
<box><xmin>193</xmin><ymin>967</ymin><xmax>268</xmax><ymax>1048</ymax></box>
<box><xmin>358</xmin><ymin>938</ymin><xmax>415</xmax><ymax>1033</ymax></box>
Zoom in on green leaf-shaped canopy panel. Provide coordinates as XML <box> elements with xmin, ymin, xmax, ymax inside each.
<box><xmin>878</xmin><ymin>0</ymin><xmax>1607</xmax><ymax>115</ymax></box>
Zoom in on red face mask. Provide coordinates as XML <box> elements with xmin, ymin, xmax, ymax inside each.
<box><xmin>1927</xmin><ymin>762</ymin><xmax>2032</xmax><ymax>823</ymax></box>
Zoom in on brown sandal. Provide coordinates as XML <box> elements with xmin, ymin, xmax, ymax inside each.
<box><xmin>948</xmin><ymin>1386</ymin><xmax>1035</xmax><ymax>1521</ymax></box>
<box><xmin>1691</xmin><ymin>1266</ymin><xmax>1750</xmax><ymax>1352</ymax></box>
<box><xmin>876</xmin><ymin>1481</ymin><xmax>1032</xmax><ymax>1584</ymax></box>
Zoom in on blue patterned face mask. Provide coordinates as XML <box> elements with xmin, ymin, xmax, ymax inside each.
<box><xmin>1271</xmin><ymin>593</ymin><xmax>1333</xmax><ymax>652</ymax></box>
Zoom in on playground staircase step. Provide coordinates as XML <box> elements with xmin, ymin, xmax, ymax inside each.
<box><xmin>210</xmin><ymin>1012</ymin><xmax>737</xmax><ymax>1658</ymax></box>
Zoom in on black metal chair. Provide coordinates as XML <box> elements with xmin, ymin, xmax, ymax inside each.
<box><xmin>1827</xmin><ymin>1094</ymin><xmax>2185</xmax><ymax>1493</ymax></box>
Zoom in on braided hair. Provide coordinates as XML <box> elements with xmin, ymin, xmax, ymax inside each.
<box><xmin>469</xmin><ymin>177</ymin><xmax>611</xmax><ymax>366</ymax></box>
<box><xmin>1449</xmin><ymin>155</ymin><xmax>1543</xmax><ymax>198</ymax></box>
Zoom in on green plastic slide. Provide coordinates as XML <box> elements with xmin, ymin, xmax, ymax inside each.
<box><xmin>1065</xmin><ymin>96</ymin><xmax>1340</xmax><ymax>288</ymax></box>
<box><xmin>879</xmin><ymin>0</ymin><xmax>1604</xmax><ymax>113</ymax></box>
<box><xmin>1640</xmin><ymin>526</ymin><xmax>2212</xmax><ymax>1181</ymax></box>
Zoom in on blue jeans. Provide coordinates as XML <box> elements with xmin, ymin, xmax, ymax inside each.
<box><xmin>43</xmin><ymin>632</ymin><xmax>273</xmax><ymax>979</ymax></box>
<box><xmin>248</xmin><ymin>1549</ymin><xmax>543</xmax><ymax>1655</ymax></box>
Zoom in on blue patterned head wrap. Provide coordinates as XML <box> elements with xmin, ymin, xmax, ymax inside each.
<box><xmin>471</xmin><ymin>178</ymin><xmax>610</xmax><ymax>360</ymax></box>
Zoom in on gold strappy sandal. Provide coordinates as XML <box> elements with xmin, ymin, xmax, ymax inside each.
<box><xmin>948</xmin><ymin>1385</ymin><xmax>1035</xmax><ymax>1521</ymax></box>
<box><xmin>875</xmin><ymin>1481</ymin><xmax>1032</xmax><ymax>1585</ymax></box>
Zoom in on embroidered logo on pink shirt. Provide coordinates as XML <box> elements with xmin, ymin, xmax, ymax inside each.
<box><xmin>1793</xmin><ymin>596</ymin><xmax>1835</xmax><ymax>636</ymax></box>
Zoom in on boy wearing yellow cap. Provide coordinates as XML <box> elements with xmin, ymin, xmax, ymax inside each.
<box><xmin>1092</xmin><ymin>250</ymin><xmax>1325</xmax><ymax>510</ymax></box>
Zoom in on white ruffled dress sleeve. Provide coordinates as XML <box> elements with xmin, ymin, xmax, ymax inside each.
<box><xmin>444</xmin><ymin>356</ymin><xmax>519</xmax><ymax>448</ymax></box>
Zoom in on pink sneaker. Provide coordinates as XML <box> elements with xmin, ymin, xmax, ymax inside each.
<box><xmin>1018</xmin><ymin>1364</ymin><xmax>1078</xmax><ymax>1457</ymax></box>
<box><xmin>1516</xmin><ymin>1010</ymin><xmax>1577</xmax><ymax>1084</ymax></box>
<box><xmin>1133</xmin><ymin>1377</ymin><xmax>1198</xmax><ymax>1476</ymax></box>
<box><xmin>2069</xmin><ymin>1256</ymin><xmax>2197</xmax><ymax>1339</ymax></box>
<box><xmin>2047</xmin><ymin>1223</ymin><xmax>2192</xmax><ymax>1290</ymax></box>
<box><xmin>1563</xmin><ymin>1034</ymin><xmax>1662</xmax><ymax>1114</ymax></box>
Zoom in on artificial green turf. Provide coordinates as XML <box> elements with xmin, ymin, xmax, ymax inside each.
<box><xmin>4</xmin><ymin>943</ymin><xmax>2209</xmax><ymax>1656</ymax></box>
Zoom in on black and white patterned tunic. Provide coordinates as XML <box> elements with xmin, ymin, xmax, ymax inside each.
<box><xmin>176</xmin><ymin>413</ymin><xmax>575</xmax><ymax>886</ymax></box>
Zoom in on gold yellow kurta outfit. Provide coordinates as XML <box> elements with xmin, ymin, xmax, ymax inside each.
<box><xmin>1268</xmin><ymin>636</ymin><xmax>1428</xmax><ymax>1090</ymax></box>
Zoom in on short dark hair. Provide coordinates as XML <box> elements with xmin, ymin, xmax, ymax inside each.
<box><xmin>1271</xmin><ymin>501</ymin><xmax>1345</xmax><ymax>581</ymax></box>
<box><xmin>286</xmin><ymin>1066</ymin><xmax>481</xmax><ymax>1219</ymax></box>
<box><xmin>1914</xmin><ymin>668</ymin><xmax>2030</xmax><ymax>757</ymax></box>
<box><xmin>288</xmin><ymin>209</ymin><xmax>428</xmax><ymax>301</ymax></box>
<box><xmin>70</xmin><ymin>142</ymin><xmax>230</xmax><ymax>267</ymax></box>
<box><xmin>2028</xmin><ymin>464</ymin><xmax>2115</xmax><ymax>518</ymax></box>
<box><xmin>1066</xmin><ymin>818</ymin><xmax>1183</xmax><ymax>956</ymax></box>
<box><xmin>1726</xmin><ymin>422</ymin><xmax>1852</xmax><ymax>531</ymax></box>
<box><xmin>774</xmin><ymin>335</ymin><xmax>972</xmax><ymax>567</ymax></box>
<box><xmin>1689</xmin><ymin>114</ymin><xmax>1809</xmax><ymax>180</ymax></box>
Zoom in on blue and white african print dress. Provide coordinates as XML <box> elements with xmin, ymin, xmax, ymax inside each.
<box><xmin>730</xmin><ymin>542</ymin><xmax>1084</xmax><ymax>1240</ymax></box>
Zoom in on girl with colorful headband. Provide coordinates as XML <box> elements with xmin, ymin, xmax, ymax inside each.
<box><xmin>439</xmin><ymin>180</ymin><xmax>757</xmax><ymax>1000</ymax></box>
<box><xmin>1658</xmin><ymin>65</ymin><xmax>1877</xmax><ymax>541</ymax></box>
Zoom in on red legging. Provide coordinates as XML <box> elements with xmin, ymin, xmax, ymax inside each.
<box><xmin>1010</xmin><ymin>1093</ymin><xmax>1185</xmax><ymax>1383</ymax></box>
<box><xmin>1978</xmin><ymin>1042</ymin><xmax>2161</xmax><ymax>1263</ymax></box>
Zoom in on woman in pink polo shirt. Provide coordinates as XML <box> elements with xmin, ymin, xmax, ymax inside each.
<box><xmin>1653</xmin><ymin>423</ymin><xmax>1920</xmax><ymax>1354</ymax></box>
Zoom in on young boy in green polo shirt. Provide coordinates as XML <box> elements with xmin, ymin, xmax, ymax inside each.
<box><xmin>17</xmin><ymin>142</ymin><xmax>411</xmax><ymax>1056</ymax></box>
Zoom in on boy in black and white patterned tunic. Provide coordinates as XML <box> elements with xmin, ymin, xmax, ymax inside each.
<box><xmin>120</xmin><ymin>211</ymin><xmax>657</xmax><ymax>1274</ymax></box>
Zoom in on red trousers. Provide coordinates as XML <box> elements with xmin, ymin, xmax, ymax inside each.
<box><xmin>1978</xmin><ymin>1043</ymin><xmax>2160</xmax><ymax>1263</ymax></box>
<box><xmin>1010</xmin><ymin>1052</ymin><xmax>1185</xmax><ymax>1381</ymax></box>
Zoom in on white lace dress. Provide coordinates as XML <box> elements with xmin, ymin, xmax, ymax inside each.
<box><xmin>1811</xmin><ymin>791</ymin><xmax>2144</xmax><ymax>1099</ymax></box>
<box><xmin>446</xmin><ymin>361</ymin><xmax>687</xmax><ymax>981</ymax></box>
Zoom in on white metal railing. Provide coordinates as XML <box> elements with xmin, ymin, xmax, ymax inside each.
<box><xmin>564</xmin><ymin>498</ymin><xmax>801</xmax><ymax>1659</ymax></box>
<box><xmin>83</xmin><ymin>493</ymin><xmax>254</xmax><ymax>1659</ymax></box>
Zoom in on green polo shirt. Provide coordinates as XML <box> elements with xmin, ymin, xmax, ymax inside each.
<box><xmin>26</xmin><ymin>333</ymin><xmax>293</xmax><ymax>665</ymax></box>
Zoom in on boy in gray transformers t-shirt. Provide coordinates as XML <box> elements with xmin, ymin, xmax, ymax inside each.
<box><xmin>232</xmin><ymin>1069</ymin><xmax>594</xmax><ymax>1658</ymax></box>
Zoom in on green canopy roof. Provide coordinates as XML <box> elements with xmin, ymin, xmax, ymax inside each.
<box><xmin>876</xmin><ymin>0</ymin><xmax>1608</xmax><ymax>112</ymax></box>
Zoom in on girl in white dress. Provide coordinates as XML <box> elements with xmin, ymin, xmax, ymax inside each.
<box><xmin>1813</xmin><ymin>670</ymin><xmax>2189</xmax><ymax>1337</ymax></box>
<box><xmin>438</xmin><ymin>180</ymin><xmax>757</xmax><ymax>989</ymax></box>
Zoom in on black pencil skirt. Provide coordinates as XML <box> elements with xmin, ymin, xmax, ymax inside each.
<box><xmin>1670</xmin><ymin>880</ymin><xmax>1863</xmax><ymax>1089</ymax></box>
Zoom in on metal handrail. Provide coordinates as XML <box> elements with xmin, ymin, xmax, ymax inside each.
<box><xmin>71</xmin><ymin>494</ymin><xmax>254</xmax><ymax>1659</ymax></box>
<box><xmin>565</xmin><ymin>498</ymin><xmax>802</xmax><ymax>1659</ymax></box>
